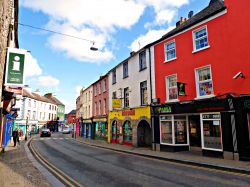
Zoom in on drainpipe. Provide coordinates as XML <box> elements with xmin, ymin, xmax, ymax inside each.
<box><xmin>148</xmin><ymin>47</ymin><xmax>155</xmax><ymax>151</ymax></box>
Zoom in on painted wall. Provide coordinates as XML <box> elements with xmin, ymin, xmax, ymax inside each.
<box><xmin>154</xmin><ymin>1</ymin><xmax>250</xmax><ymax>103</ymax></box>
<box><xmin>79</xmin><ymin>86</ymin><xmax>93</xmax><ymax>119</ymax></box>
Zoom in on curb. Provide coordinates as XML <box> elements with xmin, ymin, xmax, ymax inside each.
<box><xmin>74</xmin><ymin>139</ymin><xmax>250</xmax><ymax>175</ymax></box>
<box><xmin>24</xmin><ymin>138</ymin><xmax>65</xmax><ymax>187</ymax></box>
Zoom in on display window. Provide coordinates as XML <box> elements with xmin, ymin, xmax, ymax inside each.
<box><xmin>201</xmin><ymin>113</ymin><xmax>222</xmax><ymax>151</ymax></box>
<box><xmin>160</xmin><ymin>115</ymin><xmax>188</xmax><ymax>145</ymax></box>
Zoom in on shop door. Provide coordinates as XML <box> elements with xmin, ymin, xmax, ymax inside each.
<box><xmin>189</xmin><ymin>115</ymin><xmax>201</xmax><ymax>147</ymax></box>
<box><xmin>111</xmin><ymin>121</ymin><xmax>119</xmax><ymax>143</ymax></box>
<box><xmin>137</xmin><ymin>120</ymin><xmax>151</xmax><ymax>147</ymax></box>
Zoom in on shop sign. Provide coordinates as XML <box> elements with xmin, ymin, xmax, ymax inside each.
<box><xmin>202</xmin><ymin>114</ymin><xmax>220</xmax><ymax>120</ymax></box>
<box><xmin>5</xmin><ymin>86</ymin><xmax>23</xmax><ymax>95</ymax></box>
<box><xmin>122</xmin><ymin>109</ymin><xmax>135</xmax><ymax>116</ymax></box>
<box><xmin>157</xmin><ymin>106</ymin><xmax>172</xmax><ymax>114</ymax></box>
<box><xmin>5</xmin><ymin>48</ymin><xmax>26</xmax><ymax>87</ymax></box>
<box><xmin>112</xmin><ymin>98</ymin><xmax>122</xmax><ymax>109</ymax></box>
<box><xmin>177</xmin><ymin>82</ymin><xmax>186</xmax><ymax>96</ymax></box>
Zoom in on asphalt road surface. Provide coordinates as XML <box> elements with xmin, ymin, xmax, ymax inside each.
<box><xmin>31</xmin><ymin>133</ymin><xmax>250</xmax><ymax>187</ymax></box>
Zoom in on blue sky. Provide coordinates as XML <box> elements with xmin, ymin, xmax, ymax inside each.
<box><xmin>19</xmin><ymin>0</ymin><xmax>210</xmax><ymax>113</ymax></box>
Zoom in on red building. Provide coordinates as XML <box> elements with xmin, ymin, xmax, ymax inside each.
<box><xmin>152</xmin><ymin>0</ymin><xmax>250</xmax><ymax>160</ymax></box>
<box><xmin>92</xmin><ymin>74</ymin><xmax>109</xmax><ymax>140</ymax></box>
<box><xmin>67</xmin><ymin>110</ymin><xmax>76</xmax><ymax>134</ymax></box>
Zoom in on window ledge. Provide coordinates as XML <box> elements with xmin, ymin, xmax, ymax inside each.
<box><xmin>164</xmin><ymin>57</ymin><xmax>177</xmax><ymax>63</ymax></box>
<box><xmin>165</xmin><ymin>99</ymin><xmax>179</xmax><ymax>103</ymax></box>
<box><xmin>139</xmin><ymin>67</ymin><xmax>147</xmax><ymax>72</ymax></box>
<box><xmin>192</xmin><ymin>45</ymin><xmax>210</xmax><ymax>54</ymax></box>
<box><xmin>194</xmin><ymin>94</ymin><xmax>214</xmax><ymax>100</ymax></box>
<box><xmin>123</xmin><ymin>76</ymin><xmax>129</xmax><ymax>79</ymax></box>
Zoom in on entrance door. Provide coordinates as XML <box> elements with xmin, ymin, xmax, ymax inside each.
<box><xmin>137</xmin><ymin>120</ymin><xmax>152</xmax><ymax>147</ymax></box>
<box><xmin>189</xmin><ymin>115</ymin><xmax>201</xmax><ymax>147</ymax></box>
<box><xmin>111</xmin><ymin>121</ymin><xmax>119</xmax><ymax>144</ymax></box>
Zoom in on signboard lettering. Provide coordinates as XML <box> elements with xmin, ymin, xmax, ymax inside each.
<box><xmin>157</xmin><ymin>106</ymin><xmax>172</xmax><ymax>113</ymax></box>
<box><xmin>112</xmin><ymin>98</ymin><xmax>122</xmax><ymax>109</ymax></box>
<box><xmin>122</xmin><ymin>109</ymin><xmax>135</xmax><ymax>116</ymax></box>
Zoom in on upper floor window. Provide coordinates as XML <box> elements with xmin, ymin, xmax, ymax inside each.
<box><xmin>140</xmin><ymin>81</ymin><xmax>148</xmax><ymax>105</ymax></box>
<box><xmin>124</xmin><ymin>87</ymin><xmax>129</xmax><ymax>108</ymax></box>
<box><xmin>103</xmin><ymin>80</ymin><xmax>106</xmax><ymax>92</ymax></box>
<box><xmin>112</xmin><ymin>91</ymin><xmax>117</xmax><ymax>99</ymax></box>
<box><xmin>34</xmin><ymin>101</ymin><xmax>36</xmax><ymax>108</ymax></box>
<box><xmin>99</xmin><ymin>83</ymin><xmax>101</xmax><ymax>94</ymax></box>
<box><xmin>98</xmin><ymin>100</ymin><xmax>101</xmax><ymax>115</ymax></box>
<box><xmin>139</xmin><ymin>51</ymin><xmax>146</xmax><ymax>71</ymax></box>
<box><xmin>193</xmin><ymin>26</ymin><xmax>209</xmax><ymax>52</ymax></box>
<box><xmin>104</xmin><ymin>98</ymin><xmax>106</xmax><ymax>114</ymax></box>
<box><xmin>166</xmin><ymin>75</ymin><xmax>178</xmax><ymax>101</ymax></box>
<box><xmin>196</xmin><ymin>66</ymin><xmax>213</xmax><ymax>97</ymax></box>
<box><xmin>112</xmin><ymin>69</ymin><xmax>116</xmax><ymax>84</ymax></box>
<box><xmin>95</xmin><ymin>86</ymin><xmax>98</xmax><ymax>96</ymax></box>
<box><xmin>28</xmin><ymin>99</ymin><xmax>31</xmax><ymax>107</ymax></box>
<box><xmin>123</xmin><ymin>62</ymin><xmax>128</xmax><ymax>78</ymax></box>
<box><xmin>165</xmin><ymin>40</ymin><xmax>176</xmax><ymax>61</ymax></box>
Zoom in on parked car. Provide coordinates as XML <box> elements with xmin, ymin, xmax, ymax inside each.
<box><xmin>40</xmin><ymin>129</ymin><xmax>51</xmax><ymax>137</ymax></box>
<box><xmin>62</xmin><ymin>127</ymin><xmax>71</xmax><ymax>134</ymax></box>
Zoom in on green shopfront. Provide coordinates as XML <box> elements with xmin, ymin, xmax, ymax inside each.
<box><xmin>93</xmin><ymin>116</ymin><xmax>108</xmax><ymax>140</ymax></box>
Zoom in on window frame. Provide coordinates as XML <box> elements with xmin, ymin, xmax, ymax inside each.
<box><xmin>123</xmin><ymin>61</ymin><xmax>129</xmax><ymax>78</ymax></box>
<box><xmin>139</xmin><ymin>50</ymin><xmax>147</xmax><ymax>71</ymax></box>
<box><xmin>112</xmin><ymin>69</ymin><xmax>116</xmax><ymax>84</ymax></box>
<box><xmin>124</xmin><ymin>87</ymin><xmax>129</xmax><ymax>108</ymax></box>
<box><xmin>192</xmin><ymin>25</ymin><xmax>210</xmax><ymax>53</ymax></box>
<box><xmin>195</xmin><ymin>65</ymin><xmax>214</xmax><ymax>99</ymax></box>
<box><xmin>140</xmin><ymin>81</ymin><xmax>148</xmax><ymax>106</ymax></box>
<box><xmin>165</xmin><ymin>74</ymin><xmax>178</xmax><ymax>102</ymax></box>
<box><xmin>165</xmin><ymin>39</ymin><xmax>177</xmax><ymax>62</ymax></box>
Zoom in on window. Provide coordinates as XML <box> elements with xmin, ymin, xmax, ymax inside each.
<box><xmin>193</xmin><ymin>26</ymin><xmax>209</xmax><ymax>51</ymax></box>
<box><xmin>124</xmin><ymin>87</ymin><xmax>129</xmax><ymax>108</ymax></box>
<box><xmin>89</xmin><ymin>105</ymin><xmax>90</xmax><ymax>116</ymax></box>
<box><xmin>95</xmin><ymin>86</ymin><xmax>98</xmax><ymax>96</ymax></box>
<box><xmin>112</xmin><ymin>91</ymin><xmax>117</xmax><ymax>99</ymax></box>
<box><xmin>28</xmin><ymin>99</ymin><xmax>31</xmax><ymax>107</ymax></box>
<box><xmin>34</xmin><ymin>101</ymin><xmax>36</xmax><ymax>108</ymax></box>
<box><xmin>112</xmin><ymin>69</ymin><xmax>116</xmax><ymax>84</ymax></box>
<box><xmin>139</xmin><ymin>51</ymin><xmax>146</xmax><ymax>70</ymax></box>
<box><xmin>27</xmin><ymin>110</ymin><xmax>31</xmax><ymax>119</ymax></box>
<box><xmin>201</xmin><ymin>113</ymin><xmax>222</xmax><ymax>150</ymax></box>
<box><xmin>104</xmin><ymin>98</ymin><xmax>106</xmax><ymax>114</ymax></box>
<box><xmin>89</xmin><ymin>91</ymin><xmax>91</xmax><ymax>101</ymax></box>
<box><xmin>165</xmin><ymin>40</ymin><xmax>176</xmax><ymax>61</ymax></box>
<box><xmin>160</xmin><ymin>115</ymin><xmax>188</xmax><ymax>145</ymax></box>
<box><xmin>99</xmin><ymin>83</ymin><xmax>101</xmax><ymax>94</ymax></box>
<box><xmin>123</xmin><ymin>62</ymin><xmax>128</xmax><ymax>78</ymax></box>
<box><xmin>95</xmin><ymin>102</ymin><xmax>97</xmax><ymax>115</ymax></box>
<box><xmin>196</xmin><ymin>66</ymin><xmax>213</xmax><ymax>97</ymax></box>
<box><xmin>140</xmin><ymin>81</ymin><xmax>148</xmax><ymax>105</ymax></box>
<box><xmin>166</xmin><ymin>75</ymin><xmax>178</xmax><ymax>101</ymax></box>
<box><xmin>103</xmin><ymin>80</ymin><xmax>106</xmax><ymax>92</ymax></box>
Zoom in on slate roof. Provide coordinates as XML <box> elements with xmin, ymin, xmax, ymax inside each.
<box><xmin>160</xmin><ymin>0</ymin><xmax>226</xmax><ymax>41</ymax></box>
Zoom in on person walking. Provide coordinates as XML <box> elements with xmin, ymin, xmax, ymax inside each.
<box><xmin>12</xmin><ymin>129</ymin><xmax>18</xmax><ymax>147</ymax></box>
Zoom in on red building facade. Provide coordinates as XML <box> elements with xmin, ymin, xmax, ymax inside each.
<box><xmin>92</xmin><ymin>75</ymin><xmax>109</xmax><ymax>140</ymax></box>
<box><xmin>152</xmin><ymin>0</ymin><xmax>250</xmax><ymax>160</ymax></box>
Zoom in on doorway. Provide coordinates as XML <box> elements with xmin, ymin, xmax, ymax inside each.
<box><xmin>137</xmin><ymin>120</ymin><xmax>151</xmax><ymax>147</ymax></box>
<box><xmin>111</xmin><ymin>121</ymin><xmax>119</xmax><ymax>144</ymax></box>
<box><xmin>188</xmin><ymin>115</ymin><xmax>201</xmax><ymax>148</ymax></box>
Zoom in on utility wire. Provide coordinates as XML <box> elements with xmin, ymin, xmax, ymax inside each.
<box><xmin>17</xmin><ymin>22</ymin><xmax>96</xmax><ymax>44</ymax></box>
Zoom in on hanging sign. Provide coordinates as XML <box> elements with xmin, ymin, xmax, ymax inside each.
<box><xmin>177</xmin><ymin>82</ymin><xmax>186</xmax><ymax>96</ymax></box>
<box><xmin>112</xmin><ymin>98</ymin><xmax>122</xmax><ymax>109</ymax></box>
<box><xmin>5</xmin><ymin>48</ymin><xmax>26</xmax><ymax>87</ymax></box>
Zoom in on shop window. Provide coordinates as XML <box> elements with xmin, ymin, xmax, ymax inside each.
<box><xmin>196</xmin><ymin>66</ymin><xmax>213</xmax><ymax>97</ymax></box>
<box><xmin>201</xmin><ymin>113</ymin><xmax>222</xmax><ymax>151</ymax></box>
<box><xmin>160</xmin><ymin>115</ymin><xmax>188</xmax><ymax>145</ymax></box>
<box><xmin>193</xmin><ymin>26</ymin><xmax>209</xmax><ymax>52</ymax></box>
<box><xmin>123</xmin><ymin>121</ymin><xmax>132</xmax><ymax>143</ymax></box>
<box><xmin>165</xmin><ymin>40</ymin><xmax>176</xmax><ymax>62</ymax></box>
<box><xmin>166</xmin><ymin>75</ymin><xmax>178</xmax><ymax>101</ymax></box>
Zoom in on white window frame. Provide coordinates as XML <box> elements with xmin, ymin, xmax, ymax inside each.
<box><xmin>165</xmin><ymin>74</ymin><xmax>179</xmax><ymax>102</ymax></box>
<box><xmin>160</xmin><ymin>115</ymin><xmax>189</xmax><ymax>146</ymax></box>
<box><xmin>139</xmin><ymin>50</ymin><xmax>147</xmax><ymax>71</ymax></box>
<box><xmin>195</xmin><ymin>65</ymin><xmax>214</xmax><ymax>99</ymax></box>
<box><xmin>200</xmin><ymin>112</ymin><xmax>223</xmax><ymax>151</ymax></box>
<box><xmin>192</xmin><ymin>25</ymin><xmax>210</xmax><ymax>53</ymax></box>
<box><xmin>165</xmin><ymin>39</ymin><xmax>177</xmax><ymax>62</ymax></box>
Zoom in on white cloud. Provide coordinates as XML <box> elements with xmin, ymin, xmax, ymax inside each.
<box><xmin>75</xmin><ymin>85</ymin><xmax>83</xmax><ymax>97</ymax></box>
<box><xmin>24</xmin><ymin>53</ymin><xmax>42</xmax><ymax>77</ymax></box>
<box><xmin>129</xmin><ymin>26</ymin><xmax>175</xmax><ymax>51</ymax></box>
<box><xmin>37</xmin><ymin>76</ymin><xmax>60</xmax><ymax>87</ymax></box>
<box><xmin>20</xmin><ymin>0</ymin><xmax>190</xmax><ymax>63</ymax></box>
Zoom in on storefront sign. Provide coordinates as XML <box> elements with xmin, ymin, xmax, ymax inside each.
<box><xmin>112</xmin><ymin>98</ymin><xmax>122</xmax><ymax>109</ymax></box>
<box><xmin>5</xmin><ymin>48</ymin><xmax>26</xmax><ymax>87</ymax></box>
<box><xmin>5</xmin><ymin>86</ymin><xmax>23</xmax><ymax>95</ymax></box>
<box><xmin>157</xmin><ymin>106</ymin><xmax>172</xmax><ymax>113</ymax></box>
<box><xmin>177</xmin><ymin>82</ymin><xmax>186</xmax><ymax>96</ymax></box>
<box><xmin>93</xmin><ymin>118</ymin><xmax>107</xmax><ymax>122</ymax></box>
<box><xmin>202</xmin><ymin>114</ymin><xmax>220</xmax><ymax>120</ymax></box>
<box><xmin>122</xmin><ymin>109</ymin><xmax>135</xmax><ymax>116</ymax></box>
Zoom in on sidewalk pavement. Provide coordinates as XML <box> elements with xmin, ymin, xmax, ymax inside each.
<box><xmin>0</xmin><ymin>138</ymin><xmax>52</xmax><ymax>187</ymax></box>
<box><xmin>75</xmin><ymin>137</ymin><xmax>250</xmax><ymax>175</ymax></box>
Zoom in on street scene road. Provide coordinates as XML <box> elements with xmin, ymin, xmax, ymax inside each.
<box><xmin>30</xmin><ymin>133</ymin><xmax>250</xmax><ymax>187</ymax></box>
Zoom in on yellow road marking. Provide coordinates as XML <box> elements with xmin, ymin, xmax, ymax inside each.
<box><xmin>30</xmin><ymin>141</ymin><xmax>85</xmax><ymax>187</ymax></box>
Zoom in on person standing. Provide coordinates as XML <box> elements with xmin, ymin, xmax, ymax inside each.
<box><xmin>12</xmin><ymin>129</ymin><xmax>18</xmax><ymax>147</ymax></box>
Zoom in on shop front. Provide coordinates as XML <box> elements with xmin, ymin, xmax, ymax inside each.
<box><xmin>15</xmin><ymin>119</ymin><xmax>38</xmax><ymax>135</ymax></box>
<box><xmin>152</xmin><ymin>95</ymin><xmax>236</xmax><ymax>158</ymax></box>
<box><xmin>81</xmin><ymin>119</ymin><xmax>94</xmax><ymax>139</ymax></box>
<box><xmin>108</xmin><ymin>106</ymin><xmax>151</xmax><ymax>147</ymax></box>
<box><xmin>93</xmin><ymin>116</ymin><xmax>108</xmax><ymax>140</ymax></box>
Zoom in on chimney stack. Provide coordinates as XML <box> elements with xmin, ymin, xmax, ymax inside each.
<box><xmin>188</xmin><ymin>11</ymin><xmax>194</xmax><ymax>19</ymax></box>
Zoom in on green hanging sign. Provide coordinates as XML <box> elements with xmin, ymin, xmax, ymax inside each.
<box><xmin>177</xmin><ymin>82</ymin><xmax>186</xmax><ymax>96</ymax></box>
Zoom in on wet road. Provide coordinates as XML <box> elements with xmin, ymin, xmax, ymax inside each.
<box><xmin>31</xmin><ymin>133</ymin><xmax>250</xmax><ymax>187</ymax></box>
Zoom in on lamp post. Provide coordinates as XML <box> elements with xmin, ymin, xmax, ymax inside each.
<box><xmin>25</xmin><ymin>116</ymin><xmax>28</xmax><ymax>141</ymax></box>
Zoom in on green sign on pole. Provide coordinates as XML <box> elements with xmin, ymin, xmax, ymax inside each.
<box><xmin>5</xmin><ymin>48</ymin><xmax>26</xmax><ymax>86</ymax></box>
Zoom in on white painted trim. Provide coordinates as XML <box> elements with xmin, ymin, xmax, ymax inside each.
<box><xmin>157</xmin><ymin>9</ymin><xmax>227</xmax><ymax>45</ymax></box>
<box><xmin>164</xmin><ymin>57</ymin><xmax>177</xmax><ymax>63</ymax></box>
<box><xmin>164</xmin><ymin>39</ymin><xmax>177</xmax><ymax>62</ymax></box>
<box><xmin>192</xmin><ymin>45</ymin><xmax>210</xmax><ymax>53</ymax></box>
<box><xmin>192</xmin><ymin>25</ymin><xmax>210</xmax><ymax>52</ymax></box>
<box><xmin>165</xmin><ymin>74</ymin><xmax>178</xmax><ymax>102</ymax></box>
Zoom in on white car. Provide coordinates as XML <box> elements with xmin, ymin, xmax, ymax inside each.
<box><xmin>62</xmin><ymin>128</ymin><xmax>71</xmax><ymax>134</ymax></box>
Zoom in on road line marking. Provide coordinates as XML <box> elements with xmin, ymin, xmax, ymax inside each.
<box><xmin>30</xmin><ymin>141</ymin><xmax>85</xmax><ymax>187</ymax></box>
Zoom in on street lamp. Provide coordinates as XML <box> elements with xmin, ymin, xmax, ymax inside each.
<box><xmin>25</xmin><ymin>116</ymin><xmax>28</xmax><ymax>141</ymax></box>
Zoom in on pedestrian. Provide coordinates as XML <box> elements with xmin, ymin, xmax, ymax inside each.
<box><xmin>12</xmin><ymin>129</ymin><xmax>18</xmax><ymax>147</ymax></box>
<box><xmin>18</xmin><ymin>128</ymin><xmax>22</xmax><ymax>145</ymax></box>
